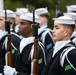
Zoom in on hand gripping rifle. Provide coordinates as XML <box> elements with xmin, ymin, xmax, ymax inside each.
<box><xmin>30</xmin><ymin>8</ymin><xmax>39</xmax><ymax>75</ymax></box>
<box><xmin>4</xmin><ymin>0</ymin><xmax>12</xmax><ymax>67</ymax></box>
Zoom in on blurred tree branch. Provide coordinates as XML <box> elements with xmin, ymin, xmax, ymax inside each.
<box><xmin>7</xmin><ymin>0</ymin><xmax>76</xmax><ymax>28</ymax></box>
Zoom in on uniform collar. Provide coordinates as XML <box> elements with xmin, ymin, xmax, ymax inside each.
<box><xmin>52</xmin><ymin>40</ymin><xmax>71</xmax><ymax>57</ymax></box>
<box><xmin>0</xmin><ymin>30</ymin><xmax>7</xmax><ymax>40</ymax></box>
<box><xmin>40</xmin><ymin>25</ymin><xmax>47</xmax><ymax>28</ymax></box>
<box><xmin>38</xmin><ymin>25</ymin><xmax>48</xmax><ymax>35</ymax></box>
<box><xmin>20</xmin><ymin>37</ymin><xmax>34</xmax><ymax>53</ymax></box>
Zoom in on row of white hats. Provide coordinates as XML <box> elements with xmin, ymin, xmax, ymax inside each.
<box><xmin>53</xmin><ymin>15</ymin><xmax>75</xmax><ymax>25</ymax></box>
<box><xmin>53</xmin><ymin>11</ymin><xmax>76</xmax><ymax>25</ymax></box>
<box><xmin>20</xmin><ymin>5</ymin><xmax>76</xmax><ymax>24</ymax></box>
<box><xmin>60</xmin><ymin>5</ymin><xmax>76</xmax><ymax>24</ymax></box>
<box><xmin>1</xmin><ymin>7</ymin><xmax>74</xmax><ymax>25</ymax></box>
<box><xmin>0</xmin><ymin>7</ymin><xmax>49</xmax><ymax>23</ymax></box>
<box><xmin>18</xmin><ymin>7</ymin><xmax>76</xmax><ymax>25</ymax></box>
<box><xmin>53</xmin><ymin>12</ymin><xmax>76</xmax><ymax>25</ymax></box>
<box><xmin>0</xmin><ymin>10</ymin><xmax>15</xmax><ymax>18</ymax></box>
<box><xmin>19</xmin><ymin>7</ymin><xmax>76</xmax><ymax>25</ymax></box>
<box><xmin>0</xmin><ymin>7</ymin><xmax>75</xmax><ymax>25</ymax></box>
<box><xmin>20</xmin><ymin>7</ymin><xmax>49</xmax><ymax>23</ymax></box>
<box><xmin>54</xmin><ymin>5</ymin><xmax>76</xmax><ymax>25</ymax></box>
<box><xmin>0</xmin><ymin>8</ymin><xmax>29</xmax><ymax>18</ymax></box>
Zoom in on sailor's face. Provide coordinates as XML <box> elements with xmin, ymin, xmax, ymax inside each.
<box><xmin>15</xmin><ymin>13</ymin><xmax>20</xmax><ymax>24</ymax></box>
<box><xmin>38</xmin><ymin>16</ymin><xmax>47</xmax><ymax>27</ymax></box>
<box><xmin>0</xmin><ymin>17</ymin><xmax>5</xmax><ymax>30</ymax></box>
<box><xmin>52</xmin><ymin>24</ymin><xmax>66</xmax><ymax>42</ymax></box>
<box><xmin>19</xmin><ymin>20</ymin><xmax>32</xmax><ymax>37</ymax></box>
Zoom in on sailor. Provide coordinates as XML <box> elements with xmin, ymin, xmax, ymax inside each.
<box><xmin>3</xmin><ymin>12</ymin><xmax>46</xmax><ymax>75</ymax></box>
<box><xmin>14</xmin><ymin>8</ymin><xmax>29</xmax><ymax>33</ymax></box>
<box><xmin>64</xmin><ymin>12</ymin><xmax>76</xmax><ymax>46</ymax></box>
<box><xmin>41</xmin><ymin>15</ymin><xmax>76</xmax><ymax>75</ymax></box>
<box><xmin>0</xmin><ymin>10</ymin><xmax>21</xmax><ymax>73</ymax></box>
<box><xmin>35</xmin><ymin>7</ymin><xmax>55</xmax><ymax>53</ymax></box>
<box><xmin>66</xmin><ymin>5</ymin><xmax>76</xmax><ymax>13</ymax></box>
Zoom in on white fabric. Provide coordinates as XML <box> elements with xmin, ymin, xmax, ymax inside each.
<box><xmin>64</xmin><ymin>12</ymin><xmax>76</xmax><ymax>20</ymax></box>
<box><xmin>20</xmin><ymin>37</ymin><xmax>34</xmax><ymax>53</ymax></box>
<box><xmin>52</xmin><ymin>40</ymin><xmax>70</xmax><ymax>57</ymax></box>
<box><xmin>4</xmin><ymin>66</ymin><xmax>16</xmax><ymax>75</ymax></box>
<box><xmin>20</xmin><ymin>13</ymin><xmax>41</xmax><ymax>23</ymax></box>
<box><xmin>66</xmin><ymin>5</ymin><xmax>73</xmax><ymax>11</ymax></box>
<box><xmin>66</xmin><ymin>5</ymin><xmax>76</xmax><ymax>11</ymax></box>
<box><xmin>30</xmin><ymin>45</ymin><xmax>34</xmax><ymax>60</ymax></box>
<box><xmin>0</xmin><ymin>10</ymin><xmax>15</xmax><ymax>18</ymax></box>
<box><xmin>72</xmin><ymin>37</ymin><xmax>76</xmax><ymax>45</ymax></box>
<box><xmin>53</xmin><ymin>15</ymin><xmax>75</xmax><ymax>25</ymax></box>
<box><xmin>0</xmin><ymin>30</ymin><xmax>7</xmax><ymax>40</ymax></box>
<box><xmin>0</xmin><ymin>12</ymin><xmax>4</xmax><ymax>17</ymax></box>
<box><xmin>39</xmin><ymin>42</ymin><xmax>47</xmax><ymax>65</ymax></box>
<box><xmin>38</xmin><ymin>25</ymin><xmax>47</xmax><ymax>35</ymax></box>
<box><xmin>38</xmin><ymin>25</ymin><xmax>52</xmax><ymax>35</ymax></box>
<box><xmin>35</xmin><ymin>7</ymin><xmax>48</xmax><ymax>15</ymax></box>
<box><xmin>16</xmin><ymin>8</ymin><xmax>29</xmax><ymax>15</ymax></box>
<box><xmin>31</xmin><ymin>60</ymin><xmax>34</xmax><ymax>74</ymax></box>
<box><xmin>30</xmin><ymin>42</ymin><xmax>47</xmax><ymax>65</ymax></box>
<box><xmin>4</xmin><ymin>37</ymin><xmax>8</xmax><ymax>51</ymax></box>
<box><xmin>14</xmin><ymin>24</ymin><xmax>19</xmax><ymax>33</ymax></box>
<box><xmin>0</xmin><ymin>73</ymin><xmax>2</xmax><ymax>75</ymax></box>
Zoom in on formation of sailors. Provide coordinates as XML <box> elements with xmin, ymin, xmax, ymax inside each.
<box><xmin>0</xmin><ymin>4</ymin><xmax>76</xmax><ymax>75</ymax></box>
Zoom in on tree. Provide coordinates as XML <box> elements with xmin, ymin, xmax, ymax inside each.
<box><xmin>6</xmin><ymin>0</ymin><xmax>76</xmax><ymax>28</ymax></box>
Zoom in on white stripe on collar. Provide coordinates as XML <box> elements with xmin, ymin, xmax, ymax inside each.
<box><xmin>52</xmin><ymin>40</ymin><xmax>70</xmax><ymax>57</ymax></box>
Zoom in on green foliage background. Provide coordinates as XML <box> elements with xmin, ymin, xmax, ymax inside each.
<box><xmin>5</xmin><ymin>0</ymin><xmax>76</xmax><ymax>29</ymax></box>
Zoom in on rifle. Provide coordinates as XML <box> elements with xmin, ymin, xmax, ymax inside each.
<box><xmin>30</xmin><ymin>8</ymin><xmax>39</xmax><ymax>75</ymax></box>
<box><xmin>4</xmin><ymin>0</ymin><xmax>12</xmax><ymax>67</ymax></box>
<box><xmin>56</xmin><ymin>0</ymin><xmax>63</xmax><ymax>17</ymax></box>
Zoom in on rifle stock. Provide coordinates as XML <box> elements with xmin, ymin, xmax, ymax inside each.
<box><xmin>31</xmin><ymin>40</ymin><xmax>38</xmax><ymax>75</ymax></box>
<box><xmin>4</xmin><ymin>0</ymin><xmax>12</xmax><ymax>67</ymax></box>
<box><xmin>31</xmin><ymin>8</ymin><xmax>39</xmax><ymax>75</ymax></box>
<box><xmin>5</xmin><ymin>34</ymin><xmax>12</xmax><ymax>66</ymax></box>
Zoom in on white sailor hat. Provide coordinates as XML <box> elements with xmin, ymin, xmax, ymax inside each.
<box><xmin>20</xmin><ymin>12</ymin><xmax>41</xmax><ymax>23</ymax></box>
<box><xmin>0</xmin><ymin>10</ymin><xmax>15</xmax><ymax>18</ymax></box>
<box><xmin>71</xmin><ymin>5</ymin><xmax>76</xmax><ymax>7</ymax></box>
<box><xmin>16</xmin><ymin>8</ymin><xmax>29</xmax><ymax>15</ymax></box>
<box><xmin>53</xmin><ymin>15</ymin><xmax>75</xmax><ymax>25</ymax></box>
<box><xmin>66</xmin><ymin>5</ymin><xmax>73</xmax><ymax>11</ymax></box>
<box><xmin>0</xmin><ymin>12</ymin><xmax>4</xmax><ymax>17</ymax></box>
<box><xmin>66</xmin><ymin>5</ymin><xmax>76</xmax><ymax>11</ymax></box>
<box><xmin>35</xmin><ymin>7</ymin><xmax>48</xmax><ymax>15</ymax></box>
<box><xmin>64</xmin><ymin>12</ymin><xmax>76</xmax><ymax>20</ymax></box>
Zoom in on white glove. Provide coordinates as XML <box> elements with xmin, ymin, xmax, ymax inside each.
<box><xmin>4</xmin><ymin>65</ymin><xmax>16</xmax><ymax>75</ymax></box>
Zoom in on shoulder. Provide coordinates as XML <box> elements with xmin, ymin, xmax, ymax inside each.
<box><xmin>67</xmin><ymin>47</ymin><xmax>76</xmax><ymax>58</ymax></box>
<box><xmin>60</xmin><ymin>46</ymin><xmax>76</xmax><ymax>67</ymax></box>
<box><xmin>43</xmin><ymin>28</ymin><xmax>52</xmax><ymax>34</ymax></box>
<box><xmin>11</xmin><ymin>32</ymin><xmax>21</xmax><ymax>39</ymax></box>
